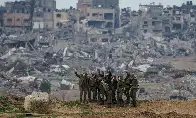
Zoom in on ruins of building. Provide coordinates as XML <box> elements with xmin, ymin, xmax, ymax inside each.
<box><xmin>4</xmin><ymin>0</ymin><xmax>56</xmax><ymax>29</ymax></box>
<box><xmin>53</xmin><ymin>11</ymin><xmax>69</xmax><ymax>29</ymax></box>
<box><xmin>77</xmin><ymin>0</ymin><xmax>93</xmax><ymax>16</ymax></box>
<box><xmin>77</xmin><ymin>0</ymin><xmax>120</xmax><ymax>28</ymax></box>
<box><xmin>3</xmin><ymin>13</ymin><xmax>30</xmax><ymax>28</ymax></box>
<box><xmin>5</xmin><ymin>1</ymin><xmax>31</xmax><ymax>14</ymax></box>
<box><xmin>92</xmin><ymin>0</ymin><xmax>120</xmax><ymax>28</ymax></box>
<box><xmin>33</xmin><ymin>0</ymin><xmax>56</xmax><ymax>29</ymax></box>
<box><xmin>120</xmin><ymin>7</ymin><xmax>131</xmax><ymax>27</ymax></box>
<box><xmin>86</xmin><ymin>7</ymin><xmax>115</xmax><ymax>29</ymax></box>
<box><xmin>138</xmin><ymin>4</ymin><xmax>163</xmax><ymax>37</ymax></box>
<box><xmin>0</xmin><ymin>6</ymin><xmax>6</xmax><ymax>27</ymax></box>
<box><xmin>162</xmin><ymin>7</ymin><xmax>173</xmax><ymax>37</ymax></box>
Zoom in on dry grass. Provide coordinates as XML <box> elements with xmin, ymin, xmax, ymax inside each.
<box><xmin>1</xmin><ymin>96</ymin><xmax>196</xmax><ymax>118</ymax></box>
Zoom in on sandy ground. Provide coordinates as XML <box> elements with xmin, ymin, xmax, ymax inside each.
<box><xmin>50</xmin><ymin>100</ymin><xmax>196</xmax><ymax>118</ymax></box>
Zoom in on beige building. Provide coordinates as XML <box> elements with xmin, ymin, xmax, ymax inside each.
<box><xmin>86</xmin><ymin>7</ymin><xmax>115</xmax><ymax>29</ymax></box>
<box><xmin>53</xmin><ymin>11</ymin><xmax>69</xmax><ymax>29</ymax></box>
<box><xmin>3</xmin><ymin>13</ymin><xmax>30</xmax><ymax>28</ymax></box>
<box><xmin>33</xmin><ymin>12</ymin><xmax>54</xmax><ymax>29</ymax></box>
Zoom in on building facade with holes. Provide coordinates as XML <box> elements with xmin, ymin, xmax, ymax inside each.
<box><xmin>3</xmin><ymin>13</ymin><xmax>30</xmax><ymax>28</ymax></box>
<box><xmin>53</xmin><ymin>11</ymin><xmax>69</xmax><ymax>29</ymax></box>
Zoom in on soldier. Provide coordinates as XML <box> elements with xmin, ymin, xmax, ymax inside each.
<box><xmin>75</xmin><ymin>71</ymin><xmax>89</xmax><ymax>103</ymax></box>
<box><xmin>88</xmin><ymin>73</ymin><xmax>93</xmax><ymax>102</ymax></box>
<box><xmin>105</xmin><ymin>71</ymin><xmax>113</xmax><ymax>107</ymax></box>
<box><xmin>130</xmin><ymin>74</ymin><xmax>139</xmax><ymax>107</ymax></box>
<box><xmin>89</xmin><ymin>73</ymin><xmax>97</xmax><ymax>102</ymax></box>
<box><xmin>97</xmin><ymin>71</ymin><xmax>106</xmax><ymax>104</ymax></box>
<box><xmin>124</xmin><ymin>71</ymin><xmax>132</xmax><ymax>104</ymax></box>
<box><xmin>117</xmin><ymin>76</ymin><xmax>124</xmax><ymax>106</ymax></box>
<box><xmin>111</xmin><ymin>76</ymin><xmax>118</xmax><ymax>104</ymax></box>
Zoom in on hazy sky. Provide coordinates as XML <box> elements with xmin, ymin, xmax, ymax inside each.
<box><xmin>0</xmin><ymin>0</ymin><xmax>191</xmax><ymax>10</ymax></box>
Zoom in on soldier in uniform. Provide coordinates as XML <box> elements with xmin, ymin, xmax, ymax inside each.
<box><xmin>98</xmin><ymin>71</ymin><xmax>106</xmax><ymax>104</ymax></box>
<box><xmin>89</xmin><ymin>73</ymin><xmax>97</xmax><ymax>102</ymax></box>
<box><xmin>88</xmin><ymin>73</ymin><xmax>94</xmax><ymax>102</ymax></box>
<box><xmin>111</xmin><ymin>76</ymin><xmax>118</xmax><ymax>104</ymax></box>
<box><xmin>124</xmin><ymin>71</ymin><xmax>132</xmax><ymax>104</ymax></box>
<box><xmin>75</xmin><ymin>71</ymin><xmax>89</xmax><ymax>103</ymax></box>
<box><xmin>130</xmin><ymin>74</ymin><xmax>139</xmax><ymax>107</ymax></box>
<box><xmin>117</xmin><ymin>76</ymin><xmax>124</xmax><ymax>106</ymax></box>
<box><xmin>105</xmin><ymin>71</ymin><xmax>113</xmax><ymax>107</ymax></box>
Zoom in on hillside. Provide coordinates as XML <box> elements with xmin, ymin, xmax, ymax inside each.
<box><xmin>1</xmin><ymin>96</ymin><xmax>196</xmax><ymax>118</ymax></box>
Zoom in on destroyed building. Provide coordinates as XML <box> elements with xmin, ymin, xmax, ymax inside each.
<box><xmin>138</xmin><ymin>4</ymin><xmax>163</xmax><ymax>37</ymax></box>
<box><xmin>162</xmin><ymin>7</ymin><xmax>173</xmax><ymax>37</ymax></box>
<box><xmin>120</xmin><ymin>7</ymin><xmax>131</xmax><ymax>27</ymax></box>
<box><xmin>77</xmin><ymin>0</ymin><xmax>120</xmax><ymax>28</ymax></box>
<box><xmin>77</xmin><ymin>0</ymin><xmax>93</xmax><ymax>16</ymax></box>
<box><xmin>0</xmin><ymin>6</ymin><xmax>6</xmax><ymax>27</ymax></box>
<box><xmin>33</xmin><ymin>0</ymin><xmax>56</xmax><ymax>29</ymax></box>
<box><xmin>86</xmin><ymin>7</ymin><xmax>115</xmax><ymax>29</ymax></box>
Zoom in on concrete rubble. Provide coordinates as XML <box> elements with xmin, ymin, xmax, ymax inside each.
<box><xmin>0</xmin><ymin>3</ymin><xmax>196</xmax><ymax>102</ymax></box>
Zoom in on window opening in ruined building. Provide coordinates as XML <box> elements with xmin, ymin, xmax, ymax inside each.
<box><xmin>37</xmin><ymin>13</ymin><xmax>41</xmax><ymax>17</ymax></box>
<box><xmin>24</xmin><ymin>19</ymin><xmax>29</xmax><ymax>23</ymax></box>
<box><xmin>87</xmin><ymin>13</ymin><xmax>90</xmax><ymax>16</ymax></box>
<box><xmin>56</xmin><ymin>14</ymin><xmax>61</xmax><ymax>18</ymax></box>
<box><xmin>144</xmin><ymin>21</ymin><xmax>148</xmax><ymax>25</ymax></box>
<box><xmin>104</xmin><ymin>13</ymin><xmax>113</xmax><ymax>20</ymax></box>
<box><xmin>144</xmin><ymin>30</ymin><xmax>147</xmax><ymax>33</ymax></box>
<box><xmin>48</xmin><ymin>9</ymin><xmax>51</xmax><ymax>12</ymax></box>
<box><xmin>102</xmin><ymin>38</ymin><xmax>108</xmax><ymax>42</ymax></box>
<box><xmin>16</xmin><ymin>18</ymin><xmax>20</xmax><ymax>22</ymax></box>
<box><xmin>176</xmin><ymin>17</ymin><xmax>181</xmax><ymax>20</ymax></box>
<box><xmin>7</xmin><ymin>18</ymin><xmax>12</xmax><ymax>22</ymax></box>
<box><xmin>92</xmin><ymin>13</ymin><xmax>98</xmax><ymax>17</ymax></box>
<box><xmin>165</xmin><ymin>27</ymin><xmax>170</xmax><ymax>32</ymax></box>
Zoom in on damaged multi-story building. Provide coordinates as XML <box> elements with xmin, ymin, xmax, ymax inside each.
<box><xmin>120</xmin><ymin>7</ymin><xmax>131</xmax><ymax>27</ymax></box>
<box><xmin>0</xmin><ymin>6</ymin><xmax>6</xmax><ymax>27</ymax></box>
<box><xmin>138</xmin><ymin>3</ymin><xmax>163</xmax><ymax>38</ymax></box>
<box><xmin>4</xmin><ymin>0</ymin><xmax>31</xmax><ymax>28</ymax></box>
<box><xmin>33</xmin><ymin>0</ymin><xmax>56</xmax><ymax>29</ymax></box>
<box><xmin>3</xmin><ymin>0</ymin><xmax>56</xmax><ymax>29</ymax></box>
<box><xmin>77</xmin><ymin>0</ymin><xmax>120</xmax><ymax>29</ymax></box>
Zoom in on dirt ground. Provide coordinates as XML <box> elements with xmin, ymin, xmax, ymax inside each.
<box><xmin>51</xmin><ymin>100</ymin><xmax>196</xmax><ymax>118</ymax></box>
<box><xmin>1</xmin><ymin>97</ymin><xmax>196</xmax><ymax>118</ymax></box>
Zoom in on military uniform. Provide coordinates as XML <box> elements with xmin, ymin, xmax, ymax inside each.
<box><xmin>130</xmin><ymin>75</ymin><xmax>139</xmax><ymax>107</ymax></box>
<box><xmin>111</xmin><ymin>76</ymin><xmax>117</xmax><ymax>104</ymax></box>
<box><xmin>75</xmin><ymin>72</ymin><xmax>89</xmax><ymax>103</ymax></box>
<box><xmin>89</xmin><ymin>74</ymin><xmax>97</xmax><ymax>102</ymax></box>
<box><xmin>124</xmin><ymin>72</ymin><xmax>132</xmax><ymax>104</ymax></box>
<box><xmin>105</xmin><ymin>71</ymin><xmax>113</xmax><ymax>107</ymax></box>
<box><xmin>117</xmin><ymin>76</ymin><xmax>124</xmax><ymax>106</ymax></box>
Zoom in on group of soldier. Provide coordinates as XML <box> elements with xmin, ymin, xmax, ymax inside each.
<box><xmin>75</xmin><ymin>69</ymin><xmax>139</xmax><ymax>108</ymax></box>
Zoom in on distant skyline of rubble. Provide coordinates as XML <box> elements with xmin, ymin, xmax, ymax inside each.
<box><xmin>0</xmin><ymin>0</ymin><xmax>187</xmax><ymax>10</ymax></box>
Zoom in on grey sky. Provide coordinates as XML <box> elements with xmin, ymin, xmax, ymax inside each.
<box><xmin>0</xmin><ymin>0</ymin><xmax>190</xmax><ymax>10</ymax></box>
